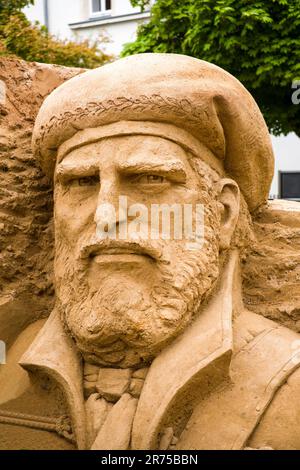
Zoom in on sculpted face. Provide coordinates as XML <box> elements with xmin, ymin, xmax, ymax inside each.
<box><xmin>53</xmin><ymin>134</ymin><xmax>239</xmax><ymax>368</ymax></box>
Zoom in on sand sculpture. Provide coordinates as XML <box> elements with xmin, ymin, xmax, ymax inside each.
<box><xmin>0</xmin><ymin>54</ymin><xmax>300</xmax><ymax>450</ymax></box>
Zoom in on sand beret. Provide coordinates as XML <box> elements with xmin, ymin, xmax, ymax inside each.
<box><xmin>32</xmin><ymin>53</ymin><xmax>274</xmax><ymax>212</ymax></box>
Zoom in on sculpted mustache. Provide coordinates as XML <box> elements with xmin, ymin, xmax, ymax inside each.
<box><xmin>78</xmin><ymin>239</ymin><xmax>169</xmax><ymax>264</ymax></box>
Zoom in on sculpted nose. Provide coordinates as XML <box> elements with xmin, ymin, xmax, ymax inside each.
<box><xmin>94</xmin><ymin>177</ymin><xmax>126</xmax><ymax>232</ymax></box>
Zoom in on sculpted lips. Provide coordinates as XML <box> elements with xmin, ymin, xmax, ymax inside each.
<box><xmin>79</xmin><ymin>241</ymin><xmax>167</xmax><ymax>264</ymax></box>
<box><xmin>91</xmin><ymin>246</ymin><xmax>153</xmax><ymax>265</ymax></box>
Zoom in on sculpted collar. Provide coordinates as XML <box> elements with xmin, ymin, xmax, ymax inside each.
<box><xmin>19</xmin><ymin>251</ymin><xmax>240</xmax><ymax>450</ymax></box>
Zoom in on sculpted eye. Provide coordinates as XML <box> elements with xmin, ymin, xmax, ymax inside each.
<box><xmin>69</xmin><ymin>175</ymin><xmax>100</xmax><ymax>187</ymax></box>
<box><xmin>79</xmin><ymin>176</ymin><xmax>99</xmax><ymax>186</ymax></box>
<box><xmin>137</xmin><ymin>175</ymin><xmax>166</xmax><ymax>184</ymax></box>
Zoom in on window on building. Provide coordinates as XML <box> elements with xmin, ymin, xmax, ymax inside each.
<box><xmin>91</xmin><ymin>0</ymin><xmax>112</xmax><ymax>15</ymax></box>
<box><xmin>280</xmin><ymin>172</ymin><xmax>300</xmax><ymax>200</ymax></box>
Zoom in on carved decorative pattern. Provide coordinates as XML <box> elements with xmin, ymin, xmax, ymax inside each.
<box><xmin>35</xmin><ymin>94</ymin><xmax>205</xmax><ymax>154</ymax></box>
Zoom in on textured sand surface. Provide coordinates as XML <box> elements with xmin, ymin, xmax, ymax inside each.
<box><xmin>0</xmin><ymin>57</ymin><xmax>299</xmax><ymax>348</ymax></box>
<box><xmin>0</xmin><ymin>58</ymin><xmax>83</xmax><ymax>347</ymax></box>
<box><xmin>243</xmin><ymin>200</ymin><xmax>300</xmax><ymax>331</ymax></box>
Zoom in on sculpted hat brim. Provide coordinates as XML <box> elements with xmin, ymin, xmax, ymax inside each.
<box><xmin>32</xmin><ymin>53</ymin><xmax>274</xmax><ymax>212</ymax></box>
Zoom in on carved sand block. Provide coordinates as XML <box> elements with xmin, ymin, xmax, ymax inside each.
<box><xmin>0</xmin><ymin>54</ymin><xmax>300</xmax><ymax>450</ymax></box>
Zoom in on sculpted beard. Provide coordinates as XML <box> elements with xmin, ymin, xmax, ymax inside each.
<box><xmin>54</xmin><ymin>199</ymin><xmax>221</xmax><ymax>369</ymax></box>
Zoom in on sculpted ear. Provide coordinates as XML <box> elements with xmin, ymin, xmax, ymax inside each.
<box><xmin>217</xmin><ymin>178</ymin><xmax>240</xmax><ymax>250</ymax></box>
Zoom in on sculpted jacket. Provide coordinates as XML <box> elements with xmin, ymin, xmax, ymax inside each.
<box><xmin>1</xmin><ymin>252</ymin><xmax>300</xmax><ymax>450</ymax></box>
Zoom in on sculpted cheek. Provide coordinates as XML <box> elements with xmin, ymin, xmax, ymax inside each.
<box><xmin>54</xmin><ymin>188</ymin><xmax>98</xmax><ymax>240</ymax></box>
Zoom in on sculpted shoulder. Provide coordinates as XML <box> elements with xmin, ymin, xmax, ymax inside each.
<box><xmin>0</xmin><ymin>319</ymin><xmax>46</xmax><ymax>406</ymax></box>
<box><xmin>176</xmin><ymin>311</ymin><xmax>300</xmax><ymax>450</ymax></box>
<box><xmin>249</xmin><ymin>355</ymin><xmax>300</xmax><ymax>450</ymax></box>
<box><xmin>0</xmin><ymin>319</ymin><xmax>75</xmax><ymax>450</ymax></box>
<box><xmin>238</xmin><ymin>311</ymin><xmax>300</xmax><ymax>450</ymax></box>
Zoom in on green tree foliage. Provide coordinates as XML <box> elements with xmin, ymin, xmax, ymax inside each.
<box><xmin>124</xmin><ymin>0</ymin><xmax>300</xmax><ymax>136</ymax></box>
<box><xmin>0</xmin><ymin>0</ymin><xmax>33</xmax><ymax>16</ymax></box>
<box><xmin>0</xmin><ymin>0</ymin><xmax>111</xmax><ymax>68</ymax></box>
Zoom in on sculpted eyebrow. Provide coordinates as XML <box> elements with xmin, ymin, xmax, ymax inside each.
<box><xmin>55</xmin><ymin>162</ymin><xmax>99</xmax><ymax>181</ymax></box>
<box><xmin>118</xmin><ymin>161</ymin><xmax>187</xmax><ymax>182</ymax></box>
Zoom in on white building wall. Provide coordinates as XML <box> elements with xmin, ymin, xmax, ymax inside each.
<box><xmin>23</xmin><ymin>0</ymin><xmax>46</xmax><ymax>24</ymax></box>
<box><xmin>24</xmin><ymin>0</ymin><xmax>83</xmax><ymax>39</ymax></box>
<box><xmin>47</xmin><ymin>0</ymin><xmax>84</xmax><ymax>40</ymax></box>
<box><xmin>72</xmin><ymin>19</ymin><xmax>144</xmax><ymax>55</ymax></box>
<box><xmin>24</xmin><ymin>0</ymin><xmax>146</xmax><ymax>53</ymax></box>
<box><xmin>69</xmin><ymin>0</ymin><xmax>149</xmax><ymax>55</ymax></box>
<box><xmin>111</xmin><ymin>0</ymin><xmax>140</xmax><ymax>16</ymax></box>
<box><xmin>270</xmin><ymin>133</ymin><xmax>300</xmax><ymax>199</ymax></box>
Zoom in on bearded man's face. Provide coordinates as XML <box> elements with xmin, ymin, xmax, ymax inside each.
<box><xmin>53</xmin><ymin>134</ymin><xmax>222</xmax><ymax>368</ymax></box>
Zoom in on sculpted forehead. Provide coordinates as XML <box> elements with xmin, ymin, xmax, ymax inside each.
<box><xmin>55</xmin><ymin>134</ymin><xmax>197</xmax><ymax>178</ymax></box>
